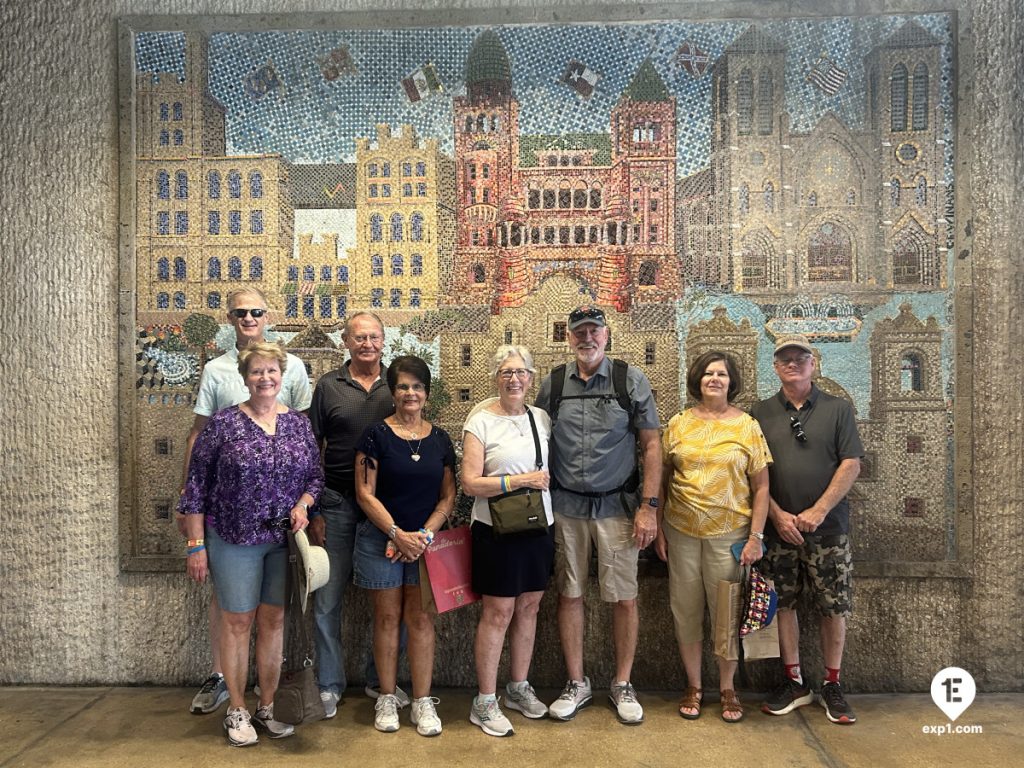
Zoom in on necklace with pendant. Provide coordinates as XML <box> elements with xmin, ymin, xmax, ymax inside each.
<box><xmin>393</xmin><ymin>420</ymin><xmax>424</xmax><ymax>461</ymax></box>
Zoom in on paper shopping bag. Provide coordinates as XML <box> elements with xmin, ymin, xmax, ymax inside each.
<box><xmin>420</xmin><ymin>526</ymin><xmax>479</xmax><ymax>614</ymax></box>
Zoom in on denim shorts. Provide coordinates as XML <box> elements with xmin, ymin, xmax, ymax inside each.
<box><xmin>206</xmin><ymin>525</ymin><xmax>288</xmax><ymax>612</ymax></box>
<box><xmin>352</xmin><ymin>519</ymin><xmax>420</xmax><ymax>590</ymax></box>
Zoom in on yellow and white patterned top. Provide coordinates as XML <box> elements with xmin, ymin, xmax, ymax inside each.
<box><xmin>662</xmin><ymin>409</ymin><xmax>773</xmax><ymax>538</ymax></box>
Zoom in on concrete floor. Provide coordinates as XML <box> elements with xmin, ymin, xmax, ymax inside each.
<box><xmin>0</xmin><ymin>686</ymin><xmax>1019</xmax><ymax>767</ymax></box>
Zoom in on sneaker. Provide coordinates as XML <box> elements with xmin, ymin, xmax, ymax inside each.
<box><xmin>819</xmin><ymin>681</ymin><xmax>857</xmax><ymax>725</ymax></box>
<box><xmin>470</xmin><ymin>696</ymin><xmax>514</xmax><ymax>737</ymax></box>
<box><xmin>609</xmin><ymin>681</ymin><xmax>644</xmax><ymax>724</ymax></box>
<box><xmin>505</xmin><ymin>682</ymin><xmax>548</xmax><ymax>719</ymax></box>
<box><xmin>365</xmin><ymin>684</ymin><xmax>411</xmax><ymax>708</ymax></box>
<box><xmin>410</xmin><ymin>696</ymin><xmax>443</xmax><ymax>737</ymax></box>
<box><xmin>374</xmin><ymin>693</ymin><xmax>401</xmax><ymax>733</ymax></box>
<box><xmin>320</xmin><ymin>690</ymin><xmax>340</xmax><ymax>719</ymax></box>
<box><xmin>761</xmin><ymin>678</ymin><xmax>814</xmax><ymax>716</ymax></box>
<box><xmin>548</xmin><ymin>677</ymin><xmax>593</xmax><ymax>721</ymax></box>
<box><xmin>253</xmin><ymin>702</ymin><xmax>295</xmax><ymax>739</ymax></box>
<box><xmin>223</xmin><ymin>707</ymin><xmax>258</xmax><ymax>747</ymax></box>
<box><xmin>191</xmin><ymin>673</ymin><xmax>229</xmax><ymax>714</ymax></box>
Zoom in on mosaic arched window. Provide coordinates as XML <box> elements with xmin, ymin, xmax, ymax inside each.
<box><xmin>757</xmin><ymin>70</ymin><xmax>774</xmax><ymax>135</ymax></box>
<box><xmin>337</xmin><ymin>265</ymin><xmax>349</xmax><ymax>283</ymax></box>
<box><xmin>172</xmin><ymin>102</ymin><xmax>183</xmax><ymax>120</ymax></box>
<box><xmin>381</xmin><ymin>162</ymin><xmax>391</xmax><ymax>177</ymax></box>
<box><xmin>390</xmin><ymin>288</ymin><xmax>402</xmax><ymax>308</ymax></box>
<box><xmin>890</xmin><ymin>64</ymin><xmax>908</xmax><ymax>132</ymax></box>
<box><xmin>367</xmin><ymin>162</ymin><xmax>378</xmax><ymax>177</ymax></box>
<box><xmin>157</xmin><ymin>257</ymin><xmax>170</xmax><ymax>280</ymax></box>
<box><xmin>175</xmin><ymin>171</ymin><xmax>188</xmax><ymax>199</ymax></box>
<box><xmin>174</xmin><ymin>257</ymin><xmax>186</xmax><ymax>280</ymax></box>
<box><xmin>402</xmin><ymin>162</ymin><xmax>412</xmax><ymax>177</ymax></box>
<box><xmin>402</xmin><ymin>183</ymin><xmax>412</xmax><ymax>197</ymax></box>
<box><xmin>391</xmin><ymin>254</ymin><xmax>404</xmax><ymax>276</ymax></box>
<box><xmin>228</xmin><ymin>257</ymin><xmax>242</xmax><ymax>280</ymax></box>
<box><xmin>892</xmin><ymin>227</ymin><xmax>932</xmax><ymax>286</ymax></box>
<box><xmin>763</xmin><ymin>181</ymin><xmax>775</xmax><ymax>213</ymax></box>
<box><xmin>320</xmin><ymin>295</ymin><xmax>332</xmax><ymax>318</ymax></box>
<box><xmin>410</xmin><ymin>213</ymin><xmax>424</xmax><ymax>241</ymax></box>
<box><xmin>250</xmin><ymin>211</ymin><xmax>263</xmax><ymax>234</ymax></box>
<box><xmin>573</xmin><ymin>181</ymin><xmax>588</xmax><ymax>209</ymax></box>
<box><xmin>249</xmin><ymin>256</ymin><xmax>263</xmax><ymax>280</ymax></box>
<box><xmin>156</xmin><ymin>211</ymin><xmax>170</xmax><ymax>235</ymax></box>
<box><xmin>371</xmin><ymin>288</ymin><xmax>383</xmax><ymax>308</ymax></box>
<box><xmin>559</xmin><ymin>182</ymin><xmax>572</xmax><ymax>209</ymax></box>
<box><xmin>410</xmin><ymin>288</ymin><xmax>421</xmax><ymax>308</ymax></box>
<box><xmin>156</xmin><ymin>171</ymin><xmax>170</xmax><ymax>199</ymax></box>
<box><xmin>336</xmin><ymin>296</ymin><xmax>347</xmax><ymax>318</ymax></box>
<box><xmin>411</xmin><ymin>253</ymin><xmax>423</xmax><ymax>276</ymax></box>
<box><xmin>589</xmin><ymin>183</ymin><xmax>602</xmax><ymax>209</ymax></box>
<box><xmin>371</xmin><ymin>254</ymin><xmax>383</xmax><ymax>276</ymax></box>
<box><xmin>228</xmin><ymin>171</ymin><xmax>241</xmax><ymax>198</ymax></box>
<box><xmin>739</xmin><ymin>184</ymin><xmax>749</xmax><ymax>216</ymax></box>
<box><xmin>302</xmin><ymin>295</ymin><xmax>314</xmax><ymax>318</ymax></box>
<box><xmin>228</xmin><ymin>210</ymin><xmax>241</xmax><ymax>235</ymax></box>
<box><xmin>807</xmin><ymin>222</ymin><xmax>852</xmax><ymax>282</ymax></box>
<box><xmin>173</xmin><ymin>291</ymin><xmax>186</xmax><ymax>309</ymax></box>
<box><xmin>303</xmin><ymin>265</ymin><xmax>314</xmax><ymax>282</ymax></box>
<box><xmin>737</xmin><ymin>69</ymin><xmax>754</xmax><ymax>135</ymax></box>
<box><xmin>915</xmin><ymin>175</ymin><xmax>928</xmax><ymax>207</ymax></box>
<box><xmin>900</xmin><ymin>352</ymin><xmax>924</xmax><ymax>392</ymax></box>
<box><xmin>207</xmin><ymin>291</ymin><xmax>220</xmax><ymax>309</ymax></box>
<box><xmin>321</xmin><ymin>265</ymin><xmax>331</xmax><ymax>282</ymax></box>
<box><xmin>208</xmin><ymin>211</ymin><xmax>220</xmax><ymax>234</ymax></box>
<box><xmin>472</xmin><ymin>263</ymin><xmax>486</xmax><ymax>283</ymax></box>
<box><xmin>249</xmin><ymin>171</ymin><xmax>264</xmax><ymax>199</ymax></box>
<box><xmin>159</xmin><ymin>130</ymin><xmax>169</xmax><ymax>146</ymax></box>
<box><xmin>416</xmin><ymin>162</ymin><xmax>426</xmax><ymax>176</ymax></box>
<box><xmin>912</xmin><ymin>63</ymin><xmax>929</xmax><ymax>131</ymax></box>
<box><xmin>287</xmin><ymin>264</ymin><xmax>298</xmax><ymax>281</ymax></box>
<box><xmin>159</xmin><ymin>103</ymin><xmax>169</xmax><ymax>121</ymax></box>
<box><xmin>208</xmin><ymin>171</ymin><xmax>221</xmax><ymax>199</ymax></box>
<box><xmin>390</xmin><ymin>213</ymin><xmax>403</xmax><ymax>241</ymax></box>
<box><xmin>370</xmin><ymin>214</ymin><xmax>383</xmax><ymax>242</ymax></box>
<box><xmin>208</xmin><ymin>257</ymin><xmax>222</xmax><ymax>279</ymax></box>
<box><xmin>156</xmin><ymin>292</ymin><xmax>169</xmax><ymax>309</ymax></box>
<box><xmin>173</xmin><ymin>130</ymin><xmax>183</xmax><ymax>146</ymax></box>
<box><xmin>890</xmin><ymin>178</ymin><xmax>901</xmax><ymax>208</ymax></box>
<box><xmin>638</xmin><ymin>261</ymin><xmax>657</xmax><ymax>286</ymax></box>
<box><xmin>740</xmin><ymin>232</ymin><xmax>777</xmax><ymax>290</ymax></box>
<box><xmin>285</xmin><ymin>295</ymin><xmax>297</xmax><ymax>318</ymax></box>
<box><xmin>174</xmin><ymin>211</ymin><xmax>188</xmax><ymax>235</ymax></box>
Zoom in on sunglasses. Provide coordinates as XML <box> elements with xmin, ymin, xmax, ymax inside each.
<box><xmin>228</xmin><ymin>308</ymin><xmax>266</xmax><ymax>319</ymax></box>
<box><xmin>789</xmin><ymin>416</ymin><xmax>807</xmax><ymax>443</ymax></box>
<box><xmin>568</xmin><ymin>305</ymin><xmax>606</xmax><ymax>325</ymax></box>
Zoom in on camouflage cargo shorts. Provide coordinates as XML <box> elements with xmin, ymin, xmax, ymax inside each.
<box><xmin>762</xmin><ymin>534</ymin><xmax>852</xmax><ymax>617</ymax></box>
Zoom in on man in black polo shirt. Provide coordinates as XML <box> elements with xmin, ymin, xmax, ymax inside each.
<box><xmin>750</xmin><ymin>335</ymin><xmax>863</xmax><ymax>725</ymax></box>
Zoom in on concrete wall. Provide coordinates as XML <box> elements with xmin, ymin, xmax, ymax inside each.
<box><xmin>1</xmin><ymin>0</ymin><xmax>1021</xmax><ymax>692</ymax></box>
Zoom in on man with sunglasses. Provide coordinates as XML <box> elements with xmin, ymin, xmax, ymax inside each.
<box><xmin>181</xmin><ymin>288</ymin><xmax>312</xmax><ymax>715</ymax></box>
<box><xmin>536</xmin><ymin>305</ymin><xmax>661</xmax><ymax>726</ymax></box>
<box><xmin>750</xmin><ymin>335</ymin><xmax>862</xmax><ymax>725</ymax></box>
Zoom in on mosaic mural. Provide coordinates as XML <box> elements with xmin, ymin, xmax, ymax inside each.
<box><xmin>121</xmin><ymin>12</ymin><xmax>958</xmax><ymax>570</ymax></box>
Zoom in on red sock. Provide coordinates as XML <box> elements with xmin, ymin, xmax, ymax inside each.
<box><xmin>824</xmin><ymin>667</ymin><xmax>841</xmax><ymax>684</ymax></box>
<box><xmin>785</xmin><ymin>664</ymin><xmax>803</xmax><ymax>685</ymax></box>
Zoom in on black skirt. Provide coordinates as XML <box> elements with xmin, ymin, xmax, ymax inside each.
<box><xmin>471</xmin><ymin>520</ymin><xmax>554</xmax><ymax>597</ymax></box>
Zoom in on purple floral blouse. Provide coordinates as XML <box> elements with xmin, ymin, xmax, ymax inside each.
<box><xmin>179</xmin><ymin>406</ymin><xmax>324</xmax><ymax>546</ymax></box>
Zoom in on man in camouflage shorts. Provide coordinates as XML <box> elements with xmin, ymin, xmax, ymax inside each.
<box><xmin>750</xmin><ymin>335</ymin><xmax>862</xmax><ymax>725</ymax></box>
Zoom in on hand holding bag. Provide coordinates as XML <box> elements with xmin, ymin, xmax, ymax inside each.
<box><xmin>419</xmin><ymin>525</ymin><xmax>480</xmax><ymax>614</ymax></box>
<box><xmin>487</xmin><ymin>409</ymin><xmax>547</xmax><ymax>537</ymax></box>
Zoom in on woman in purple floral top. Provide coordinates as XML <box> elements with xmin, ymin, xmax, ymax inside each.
<box><xmin>180</xmin><ymin>341</ymin><xmax>323</xmax><ymax>747</ymax></box>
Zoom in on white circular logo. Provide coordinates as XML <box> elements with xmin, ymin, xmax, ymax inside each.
<box><xmin>930</xmin><ymin>667</ymin><xmax>975</xmax><ymax>722</ymax></box>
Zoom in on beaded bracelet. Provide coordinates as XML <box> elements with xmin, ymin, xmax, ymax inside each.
<box><xmin>186</xmin><ymin>538</ymin><xmax>204</xmax><ymax>547</ymax></box>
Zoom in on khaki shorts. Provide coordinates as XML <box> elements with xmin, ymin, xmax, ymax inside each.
<box><xmin>554</xmin><ymin>512</ymin><xmax>638</xmax><ymax>602</ymax></box>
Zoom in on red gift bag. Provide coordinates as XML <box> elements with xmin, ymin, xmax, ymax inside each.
<box><xmin>419</xmin><ymin>526</ymin><xmax>480</xmax><ymax>614</ymax></box>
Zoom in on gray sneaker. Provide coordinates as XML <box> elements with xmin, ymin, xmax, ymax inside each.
<box><xmin>609</xmin><ymin>681</ymin><xmax>644</xmax><ymax>724</ymax></box>
<box><xmin>505</xmin><ymin>682</ymin><xmax>548</xmax><ymax>719</ymax></box>
<box><xmin>548</xmin><ymin>677</ymin><xmax>593</xmax><ymax>721</ymax></box>
<box><xmin>320</xmin><ymin>689</ymin><xmax>340</xmax><ymax>719</ymax></box>
<box><xmin>191</xmin><ymin>673</ymin><xmax>229</xmax><ymax>714</ymax></box>
<box><xmin>223</xmin><ymin>706</ymin><xmax>258</xmax><ymax>747</ymax></box>
<box><xmin>470</xmin><ymin>696</ymin><xmax>514</xmax><ymax>737</ymax></box>
<box><xmin>374</xmin><ymin>693</ymin><xmax>401</xmax><ymax>733</ymax></box>
<box><xmin>365</xmin><ymin>684</ymin><xmax>411</xmax><ymax>708</ymax></box>
<box><xmin>253</xmin><ymin>702</ymin><xmax>295</xmax><ymax>738</ymax></box>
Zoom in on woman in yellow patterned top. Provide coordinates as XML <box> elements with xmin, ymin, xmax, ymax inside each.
<box><xmin>654</xmin><ymin>350</ymin><xmax>771</xmax><ymax>724</ymax></box>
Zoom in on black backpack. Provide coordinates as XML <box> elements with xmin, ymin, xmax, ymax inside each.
<box><xmin>546</xmin><ymin>358</ymin><xmax>634</xmax><ymax>430</ymax></box>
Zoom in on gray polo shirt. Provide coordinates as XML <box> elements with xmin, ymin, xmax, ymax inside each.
<box><xmin>750</xmin><ymin>385</ymin><xmax>863</xmax><ymax>537</ymax></box>
<box><xmin>536</xmin><ymin>357</ymin><xmax>659</xmax><ymax>520</ymax></box>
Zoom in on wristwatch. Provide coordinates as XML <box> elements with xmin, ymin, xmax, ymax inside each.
<box><xmin>645</xmin><ymin>497</ymin><xmax>659</xmax><ymax>508</ymax></box>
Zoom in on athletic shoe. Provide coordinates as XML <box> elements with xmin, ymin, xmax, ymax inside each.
<box><xmin>410</xmin><ymin>696</ymin><xmax>443</xmax><ymax>737</ymax></box>
<box><xmin>470</xmin><ymin>696</ymin><xmax>514</xmax><ymax>737</ymax></box>
<box><xmin>374</xmin><ymin>693</ymin><xmax>401</xmax><ymax>732</ymax></box>
<box><xmin>505</xmin><ymin>681</ymin><xmax>548</xmax><ymax>719</ymax></box>
<box><xmin>320</xmin><ymin>690</ymin><xmax>340</xmax><ymax>719</ymax></box>
<box><xmin>223</xmin><ymin>707</ymin><xmax>258</xmax><ymax>747</ymax></box>
<box><xmin>819</xmin><ymin>681</ymin><xmax>857</xmax><ymax>724</ymax></box>
<box><xmin>365</xmin><ymin>684</ymin><xmax>411</xmax><ymax>708</ymax></box>
<box><xmin>548</xmin><ymin>677</ymin><xmax>593</xmax><ymax>721</ymax></box>
<box><xmin>761</xmin><ymin>678</ymin><xmax>814</xmax><ymax>716</ymax></box>
<box><xmin>608</xmin><ymin>681</ymin><xmax>644</xmax><ymax>724</ymax></box>
<box><xmin>191</xmin><ymin>673</ymin><xmax>229</xmax><ymax>714</ymax></box>
<box><xmin>252</xmin><ymin>702</ymin><xmax>295</xmax><ymax>739</ymax></box>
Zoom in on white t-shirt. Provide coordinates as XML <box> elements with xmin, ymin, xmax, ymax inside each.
<box><xmin>463</xmin><ymin>405</ymin><xmax>553</xmax><ymax>526</ymax></box>
<box><xmin>193</xmin><ymin>346</ymin><xmax>313</xmax><ymax>416</ymax></box>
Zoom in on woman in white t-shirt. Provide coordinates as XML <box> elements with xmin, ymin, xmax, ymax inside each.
<box><xmin>461</xmin><ymin>345</ymin><xmax>554</xmax><ymax>737</ymax></box>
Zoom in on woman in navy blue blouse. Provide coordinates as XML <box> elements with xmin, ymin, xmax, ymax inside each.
<box><xmin>180</xmin><ymin>341</ymin><xmax>323</xmax><ymax>746</ymax></box>
<box><xmin>353</xmin><ymin>355</ymin><xmax>456</xmax><ymax>737</ymax></box>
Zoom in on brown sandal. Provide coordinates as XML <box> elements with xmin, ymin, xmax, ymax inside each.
<box><xmin>678</xmin><ymin>686</ymin><xmax>703</xmax><ymax>720</ymax></box>
<box><xmin>720</xmin><ymin>689</ymin><xmax>744</xmax><ymax>723</ymax></box>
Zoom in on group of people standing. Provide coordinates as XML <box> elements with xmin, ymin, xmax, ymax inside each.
<box><xmin>178</xmin><ymin>290</ymin><xmax>863</xmax><ymax>748</ymax></box>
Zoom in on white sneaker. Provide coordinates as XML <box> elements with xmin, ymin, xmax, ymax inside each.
<box><xmin>374</xmin><ymin>693</ymin><xmax>401</xmax><ymax>732</ymax></box>
<box><xmin>253</xmin><ymin>702</ymin><xmax>295</xmax><ymax>738</ymax></box>
<box><xmin>191</xmin><ymin>673</ymin><xmax>229</xmax><ymax>714</ymax></box>
<box><xmin>549</xmin><ymin>677</ymin><xmax>593</xmax><ymax>721</ymax></box>
<box><xmin>505</xmin><ymin>681</ymin><xmax>548</xmax><ymax>719</ymax></box>
<box><xmin>320</xmin><ymin>690</ymin><xmax>340</xmax><ymax>719</ymax></box>
<box><xmin>609</xmin><ymin>681</ymin><xmax>644</xmax><ymax>724</ymax></box>
<box><xmin>223</xmin><ymin>706</ymin><xmax>258</xmax><ymax>747</ymax></box>
<box><xmin>470</xmin><ymin>695</ymin><xmax>514</xmax><ymax>737</ymax></box>
<box><xmin>410</xmin><ymin>696</ymin><xmax>443</xmax><ymax>737</ymax></box>
<box><xmin>365</xmin><ymin>684</ymin><xmax>411</xmax><ymax>708</ymax></box>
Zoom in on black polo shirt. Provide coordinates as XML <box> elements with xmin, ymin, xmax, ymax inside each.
<box><xmin>750</xmin><ymin>385</ymin><xmax>863</xmax><ymax>537</ymax></box>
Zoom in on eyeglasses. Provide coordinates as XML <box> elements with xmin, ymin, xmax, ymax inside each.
<box><xmin>395</xmin><ymin>382</ymin><xmax>426</xmax><ymax>392</ymax></box>
<box><xmin>228</xmin><ymin>308</ymin><xmax>266</xmax><ymax>319</ymax></box>
<box><xmin>775</xmin><ymin>354</ymin><xmax>811</xmax><ymax>367</ymax></box>
<box><xmin>498</xmin><ymin>368</ymin><xmax>531</xmax><ymax>380</ymax></box>
<box><xmin>351</xmin><ymin>334</ymin><xmax>383</xmax><ymax>345</ymax></box>
<box><xmin>789</xmin><ymin>416</ymin><xmax>807</xmax><ymax>443</ymax></box>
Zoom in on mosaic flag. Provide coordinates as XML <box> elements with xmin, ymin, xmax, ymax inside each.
<box><xmin>401</xmin><ymin>63</ymin><xmax>443</xmax><ymax>102</ymax></box>
<box><xmin>806</xmin><ymin>53</ymin><xmax>847</xmax><ymax>96</ymax></box>
<box><xmin>562</xmin><ymin>60</ymin><xmax>600</xmax><ymax>98</ymax></box>
<box><xmin>319</xmin><ymin>45</ymin><xmax>357</xmax><ymax>81</ymax></box>
<box><xmin>674</xmin><ymin>41</ymin><xmax>711</xmax><ymax>77</ymax></box>
<box><xmin>244</xmin><ymin>61</ymin><xmax>282</xmax><ymax>100</ymax></box>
